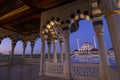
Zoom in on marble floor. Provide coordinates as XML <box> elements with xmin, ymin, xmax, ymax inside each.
<box><xmin>0</xmin><ymin>64</ymin><xmax>66</xmax><ymax>80</ymax></box>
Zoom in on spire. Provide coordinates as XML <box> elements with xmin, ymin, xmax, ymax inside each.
<box><xmin>93</xmin><ymin>36</ymin><xmax>97</xmax><ymax>48</ymax></box>
<box><xmin>76</xmin><ymin>38</ymin><xmax>80</xmax><ymax>50</ymax></box>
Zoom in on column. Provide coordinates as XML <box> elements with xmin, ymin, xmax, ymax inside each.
<box><xmin>47</xmin><ymin>41</ymin><xmax>51</xmax><ymax>62</ymax></box>
<box><xmin>60</xmin><ymin>41</ymin><xmax>64</xmax><ymax>62</ymax></box>
<box><xmin>0</xmin><ymin>40</ymin><xmax>1</xmax><ymax>44</ymax></box>
<box><xmin>63</xmin><ymin>30</ymin><xmax>71</xmax><ymax>79</ymax></box>
<box><xmin>39</xmin><ymin>39</ymin><xmax>46</xmax><ymax>76</ymax></box>
<box><xmin>98</xmin><ymin>0</ymin><xmax>120</xmax><ymax>75</ymax></box>
<box><xmin>94</xmin><ymin>24</ymin><xmax>109</xmax><ymax>80</ymax></box>
<box><xmin>53</xmin><ymin>39</ymin><xmax>57</xmax><ymax>63</ymax></box>
<box><xmin>22</xmin><ymin>43</ymin><xmax>26</xmax><ymax>64</ymax></box>
<box><xmin>30</xmin><ymin>42</ymin><xmax>34</xmax><ymax>64</ymax></box>
<box><xmin>10</xmin><ymin>41</ymin><xmax>16</xmax><ymax>65</ymax></box>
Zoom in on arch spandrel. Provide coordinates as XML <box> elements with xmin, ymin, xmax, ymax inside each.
<box><xmin>25</xmin><ymin>33</ymin><xmax>40</xmax><ymax>43</ymax></box>
<box><xmin>40</xmin><ymin>0</ymin><xmax>92</xmax><ymax>29</ymax></box>
<box><xmin>0</xmin><ymin>27</ymin><xmax>25</xmax><ymax>42</ymax></box>
<box><xmin>0</xmin><ymin>27</ymin><xmax>40</xmax><ymax>44</ymax></box>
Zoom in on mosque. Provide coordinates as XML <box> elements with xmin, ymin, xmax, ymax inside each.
<box><xmin>73</xmin><ymin>42</ymin><xmax>100</xmax><ymax>54</ymax></box>
<box><xmin>0</xmin><ymin>0</ymin><xmax>120</xmax><ymax>80</ymax></box>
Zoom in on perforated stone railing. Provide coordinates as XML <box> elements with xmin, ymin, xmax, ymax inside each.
<box><xmin>24</xmin><ymin>58</ymin><xmax>40</xmax><ymax>64</ymax></box>
<box><xmin>71</xmin><ymin>63</ymin><xmax>100</xmax><ymax>80</ymax></box>
<box><xmin>45</xmin><ymin>62</ymin><xmax>64</xmax><ymax>78</ymax></box>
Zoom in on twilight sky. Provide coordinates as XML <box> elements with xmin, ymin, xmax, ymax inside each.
<box><xmin>0</xmin><ymin>16</ymin><xmax>112</xmax><ymax>54</ymax></box>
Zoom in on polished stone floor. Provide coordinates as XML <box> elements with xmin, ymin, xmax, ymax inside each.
<box><xmin>0</xmin><ymin>64</ymin><xmax>66</xmax><ymax>80</ymax></box>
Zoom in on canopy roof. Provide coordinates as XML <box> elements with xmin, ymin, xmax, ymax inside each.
<box><xmin>0</xmin><ymin>0</ymin><xmax>83</xmax><ymax>35</ymax></box>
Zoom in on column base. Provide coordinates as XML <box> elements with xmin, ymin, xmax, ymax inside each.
<box><xmin>39</xmin><ymin>70</ymin><xmax>44</xmax><ymax>76</ymax></box>
<box><xmin>104</xmin><ymin>76</ymin><xmax>108</xmax><ymax>80</ymax></box>
<box><xmin>29</xmin><ymin>59</ymin><xmax>32</xmax><ymax>64</ymax></box>
<box><xmin>64</xmin><ymin>73</ymin><xmax>71</xmax><ymax>80</ymax></box>
<box><xmin>21</xmin><ymin>58</ymin><xmax>25</xmax><ymax>64</ymax></box>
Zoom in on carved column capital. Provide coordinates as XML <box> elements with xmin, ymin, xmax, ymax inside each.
<box><xmin>94</xmin><ymin>24</ymin><xmax>104</xmax><ymax>36</ymax></box>
<box><xmin>59</xmin><ymin>40</ymin><xmax>63</xmax><ymax>46</ymax></box>
<box><xmin>53</xmin><ymin>39</ymin><xmax>57</xmax><ymax>44</ymax></box>
<box><xmin>11</xmin><ymin>41</ymin><xmax>16</xmax><ymax>48</ymax></box>
<box><xmin>0</xmin><ymin>38</ymin><xmax>2</xmax><ymax>44</ymax></box>
<box><xmin>63</xmin><ymin>30</ymin><xmax>70</xmax><ymax>40</ymax></box>
<box><xmin>23</xmin><ymin>42</ymin><xmax>27</xmax><ymax>48</ymax></box>
<box><xmin>98</xmin><ymin>0</ymin><xmax>119</xmax><ymax>16</ymax></box>
<box><xmin>31</xmin><ymin>42</ymin><xmax>35</xmax><ymax>48</ymax></box>
<box><xmin>47</xmin><ymin>41</ymin><xmax>51</xmax><ymax>46</ymax></box>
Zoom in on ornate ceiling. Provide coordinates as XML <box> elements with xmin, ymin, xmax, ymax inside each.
<box><xmin>0</xmin><ymin>0</ymin><xmax>84</xmax><ymax>35</ymax></box>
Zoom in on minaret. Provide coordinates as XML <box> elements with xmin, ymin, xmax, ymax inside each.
<box><xmin>76</xmin><ymin>38</ymin><xmax>80</xmax><ymax>50</ymax></box>
<box><xmin>93</xmin><ymin>36</ymin><xmax>97</xmax><ymax>48</ymax></box>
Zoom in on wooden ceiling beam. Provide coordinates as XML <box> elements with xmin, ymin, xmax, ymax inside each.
<box><xmin>6</xmin><ymin>14</ymin><xmax>40</xmax><ymax>26</ymax></box>
<box><xmin>21</xmin><ymin>0</ymin><xmax>43</xmax><ymax>11</ymax></box>
<box><xmin>0</xmin><ymin>9</ymin><xmax>35</xmax><ymax>25</ymax></box>
<box><xmin>0</xmin><ymin>5</ymin><xmax>29</xmax><ymax>21</ymax></box>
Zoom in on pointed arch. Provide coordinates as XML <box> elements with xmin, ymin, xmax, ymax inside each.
<box><xmin>70</xmin><ymin>19</ymin><xmax>96</xmax><ymax>51</ymax></box>
<box><xmin>26</xmin><ymin>41</ymin><xmax>31</xmax><ymax>55</ymax></box>
<box><xmin>14</xmin><ymin>40</ymin><xmax>23</xmax><ymax>54</ymax></box>
<box><xmin>34</xmin><ymin>38</ymin><xmax>41</xmax><ymax>54</ymax></box>
<box><xmin>0</xmin><ymin>38</ymin><xmax>12</xmax><ymax>55</ymax></box>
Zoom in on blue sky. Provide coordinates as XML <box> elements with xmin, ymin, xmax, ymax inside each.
<box><xmin>0</xmin><ymin>16</ymin><xmax>112</xmax><ymax>54</ymax></box>
<box><xmin>70</xmin><ymin>16</ymin><xmax>112</xmax><ymax>51</ymax></box>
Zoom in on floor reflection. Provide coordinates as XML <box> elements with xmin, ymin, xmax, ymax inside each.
<box><xmin>0</xmin><ymin>64</ymin><xmax>39</xmax><ymax>80</ymax></box>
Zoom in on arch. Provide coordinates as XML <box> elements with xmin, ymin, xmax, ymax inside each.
<box><xmin>14</xmin><ymin>40</ymin><xmax>23</xmax><ymax>55</ymax></box>
<box><xmin>68</xmin><ymin>10</ymin><xmax>91</xmax><ymax>33</ymax></box>
<box><xmin>0</xmin><ymin>38</ymin><xmax>12</xmax><ymax>55</ymax></box>
<box><xmin>34</xmin><ymin>38</ymin><xmax>41</xmax><ymax>54</ymax></box>
<box><xmin>25</xmin><ymin>41</ymin><xmax>31</xmax><ymax>55</ymax></box>
<box><xmin>41</xmin><ymin>17</ymin><xmax>64</xmax><ymax>51</ymax></box>
<box><xmin>70</xmin><ymin>19</ymin><xmax>96</xmax><ymax>51</ymax></box>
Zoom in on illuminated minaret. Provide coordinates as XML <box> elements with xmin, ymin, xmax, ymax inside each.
<box><xmin>93</xmin><ymin>36</ymin><xmax>97</xmax><ymax>48</ymax></box>
<box><xmin>76</xmin><ymin>38</ymin><xmax>80</xmax><ymax>50</ymax></box>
